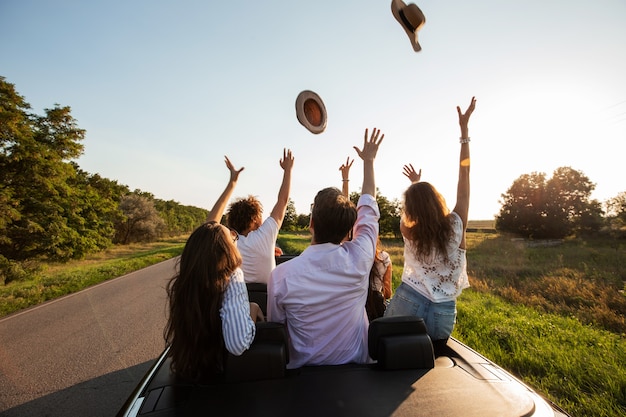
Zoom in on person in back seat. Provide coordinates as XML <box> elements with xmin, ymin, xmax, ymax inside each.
<box><xmin>164</xmin><ymin>157</ymin><xmax>265</xmax><ymax>382</ymax></box>
<box><xmin>267</xmin><ymin>128</ymin><xmax>383</xmax><ymax>369</ymax></box>
<box><xmin>384</xmin><ymin>97</ymin><xmax>476</xmax><ymax>346</ymax></box>
<box><xmin>226</xmin><ymin>149</ymin><xmax>294</xmax><ymax>285</ymax></box>
<box><xmin>164</xmin><ymin>221</ymin><xmax>263</xmax><ymax>382</ymax></box>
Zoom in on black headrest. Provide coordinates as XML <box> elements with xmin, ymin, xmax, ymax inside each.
<box><xmin>224</xmin><ymin>322</ymin><xmax>289</xmax><ymax>382</ymax></box>
<box><xmin>368</xmin><ymin>316</ymin><xmax>434</xmax><ymax>370</ymax></box>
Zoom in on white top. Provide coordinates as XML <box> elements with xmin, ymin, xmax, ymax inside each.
<box><xmin>267</xmin><ymin>194</ymin><xmax>379</xmax><ymax>369</ymax></box>
<box><xmin>237</xmin><ymin>217</ymin><xmax>280</xmax><ymax>284</ymax></box>
<box><xmin>220</xmin><ymin>268</ymin><xmax>256</xmax><ymax>355</ymax></box>
<box><xmin>401</xmin><ymin>211</ymin><xmax>469</xmax><ymax>302</ymax></box>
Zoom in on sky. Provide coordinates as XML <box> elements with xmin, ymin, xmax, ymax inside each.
<box><xmin>1</xmin><ymin>0</ymin><xmax>625</xmax><ymax>220</ymax></box>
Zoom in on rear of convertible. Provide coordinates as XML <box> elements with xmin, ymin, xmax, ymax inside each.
<box><xmin>117</xmin><ymin>317</ymin><xmax>570</xmax><ymax>417</ymax></box>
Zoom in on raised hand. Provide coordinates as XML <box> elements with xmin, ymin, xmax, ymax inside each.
<box><xmin>339</xmin><ymin>157</ymin><xmax>354</xmax><ymax>181</ymax></box>
<box><xmin>402</xmin><ymin>164</ymin><xmax>422</xmax><ymax>183</ymax></box>
<box><xmin>224</xmin><ymin>156</ymin><xmax>244</xmax><ymax>182</ymax></box>
<box><xmin>457</xmin><ymin>96</ymin><xmax>476</xmax><ymax>138</ymax></box>
<box><xmin>354</xmin><ymin>128</ymin><xmax>384</xmax><ymax>161</ymax></box>
<box><xmin>280</xmin><ymin>148</ymin><xmax>294</xmax><ymax>171</ymax></box>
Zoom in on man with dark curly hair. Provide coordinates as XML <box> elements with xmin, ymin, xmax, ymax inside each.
<box><xmin>225</xmin><ymin>148</ymin><xmax>294</xmax><ymax>284</ymax></box>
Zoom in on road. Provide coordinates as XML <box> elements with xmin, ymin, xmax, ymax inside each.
<box><xmin>0</xmin><ymin>258</ymin><xmax>176</xmax><ymax>417</ymax></box>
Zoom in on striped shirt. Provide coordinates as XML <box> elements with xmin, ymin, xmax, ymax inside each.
<box><xmin>220</xmin><ymin>268</ymin><xmax>256</xmax><ymax>355</ymax></box>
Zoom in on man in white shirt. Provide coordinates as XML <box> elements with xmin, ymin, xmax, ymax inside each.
<box><xmin>224</xmin><ymin>149</ymin><xmax>294</xmax><ymax>284</ymax></box>
<box><xmin>267</xmin><ymin>128</ymin><xmax>383</xmax><ymax>369</ymax></box>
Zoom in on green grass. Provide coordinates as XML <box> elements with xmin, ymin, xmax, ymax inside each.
<box><xmin>276</xmin><ymin>232</ymin><xmax>311</xmax><ymax>255</ymax></box>
<box><xmin>455</xmin><ymin>289</ymin><xmax>626</xmax><ymax>417</ymax></box>
<box><xmin>0</xmin><ymin>238</ymin><xmax>186</xmax><ymax>317</ymax></box>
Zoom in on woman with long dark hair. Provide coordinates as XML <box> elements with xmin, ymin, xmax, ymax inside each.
<box><xmin>385</xmin><ymin>97</ymin><xmax>476</xmax><ymax>345</ymax></box>
<box><xmin>164</xmin><ymin>157</ymin><xmax>262</xmax><ymax>381</ymax></box>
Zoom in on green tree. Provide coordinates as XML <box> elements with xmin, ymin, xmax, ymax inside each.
<box><xmin>154</xmin><ymin>199</ymin><xmax>207</xmax><ymax>236</ymax></box>
<box><xmin>68</xmin><ymin>166</ymin><xmax>128</xmax><ymax>253</ymax></box>
<box><xmin>295</xmin><ymin>213</ymin><xmax>311</xmax><ymax>230</ymax></box>
<box><xmin>349</xmin><ymin>188</ymin><xmax>400</xmax><ymax>237</ymax></box>
<box><xmin>115</xmin><ymin>194</ymin><xmax>166</xmax><ymax>244</ymax></box>
<box><xmin>496</xmin><ymin>167</ymin><xmax>602</xmax><ymax>238</ymax></box>
<box><xmin>0</xmin><ymin>77</ymin><xmax>30</xmax><ymax>245</ymax></box>
<box><xmin>280</xmin><ymin>198</ymin><xmax>298</xmax><ymax>231</ymax></box>
<box><xmin>0</xmin><ymin>76</ymin><xmax>89</xmax><ymax>261</ymax></box>
<box><xmin>605</xmin><ymin>191</ymin><xmax>626</xmax><ymax>237</ymax></box>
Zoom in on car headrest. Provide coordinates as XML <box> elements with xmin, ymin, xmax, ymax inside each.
<box><xmin>368</xmin><ymin>316</ymin><xmax>435</xmax><ymax>370</ymax></box>
<box><xmin>224</xmin><ymin>321</ymin><xmax>288</xmax><ymax>382</ymax></box>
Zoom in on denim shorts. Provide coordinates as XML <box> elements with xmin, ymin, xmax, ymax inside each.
<box><xmin>384</xmin><ymin>282</ymin><xmax>457</xmax><ymax>341</ymax></box>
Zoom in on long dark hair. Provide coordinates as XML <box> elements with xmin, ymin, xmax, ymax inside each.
<box><xmin>402</xmin><ymin>182</ymin><xmax>453</xmax><ymax>262</ymax></box>
<box><xmin>164</xmin><ymin>221</ymin><xmax>242</xmax><ymax>381</ymax></box>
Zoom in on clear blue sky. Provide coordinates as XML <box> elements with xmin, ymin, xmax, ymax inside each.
<box><xmin>2</xmin><ymin>0</ymin><xmax>625</xmax><ymax>220</ymax></box>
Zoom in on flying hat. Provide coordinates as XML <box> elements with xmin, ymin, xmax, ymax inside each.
<box><xmin>295</xmin><ymin>90</ymin><xmax>327</xmax><ymax>134</ymax></box>
<box><xmin>391</xmin><ymin>0</ymin><xmax>426</xmax><ymax>52</ymax></box>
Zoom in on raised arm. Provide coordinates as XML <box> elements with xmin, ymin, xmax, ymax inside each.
<box><xmin>269</xmin><ymin>148</ymin><xmax>294</xmax><ymax>227</ymax></box>
<box><xmin>206</xmin><ymin>156</ymin><xmax>244</xmax><ymax>223</ymax></box>
<box><xmin>452</xmin><ymin>96</ymin><xmax>476</xmax><ymax>248</ymax></box>
<box><xmin>354</xmin><ymin>128</ymin><xmax>383</xmax><ymax>198</ymax></box>
<box><xmin>339</xmin><ymin>157</ymin><xmax>354</xmax><ymax>197</ymax></box>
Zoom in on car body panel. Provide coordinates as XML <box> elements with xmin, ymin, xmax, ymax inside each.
<box><xmin>118</xmin><ymin>335</ymin><xmax>568</xmax><ymax>417</ymax></box>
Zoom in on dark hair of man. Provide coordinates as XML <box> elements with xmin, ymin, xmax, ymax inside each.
<box><xmin>402</xmin><ymin>182</ymin><xmax>453</xmax><ymax>262</ymax></box>
<box><xmin>164</xmin><ymin>221</ymin><xmax>242</xmax><ymax>382</ymax></box>
<box><xmin>311</xmin><ymin>187</ymin><xmax>357</xmax><ymax>244</ymax></box>
<box><xmin>227</xmin><ymin>195</ymin><xmax>263</xmax><ymax>234</ymax></box>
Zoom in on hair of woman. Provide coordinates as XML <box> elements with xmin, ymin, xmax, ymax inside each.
<box><xmin>164</xmin><ymin>221</ymin><xmax>242</xmax><ymax>382</ymax></box>
<box><xmin>402</xmin><ymin>181</ymin><xmax>453</xmax><ymax>261</ymax></box>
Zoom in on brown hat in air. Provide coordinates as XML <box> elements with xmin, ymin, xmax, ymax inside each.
<box><xmin>391</xmin><ymin>0</ymin><xmax>426</xmax><ymax>52</ymax></box>
<box><xmin>295</xmin><ymin>90</ymin><xmax>327</xmax><ymax>134</ymax></box>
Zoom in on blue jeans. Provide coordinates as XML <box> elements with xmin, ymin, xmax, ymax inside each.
<box><xmin>384</xmin><ymin>282</ymin><xmax>457</xmax><ymax>341</ymax></box>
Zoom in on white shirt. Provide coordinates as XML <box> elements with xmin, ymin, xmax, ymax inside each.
<box><xmin>220</xmin><ymin>268</ymin><xmax>256</xmax><ymax>355</ymax></box>
<box><xmin>267</xmin><ymin>194</ymin><xmax>379</xmax><ymax>368</ymax></box>
<box><xmin>237</xmin><ymin>217</ymin><xmax>280</xmax><ymax>284</ymax></box>
<box><xmin>401</xmin><ymin>211</ymin><xmax>469</xmax><ymax>302</ymax></box>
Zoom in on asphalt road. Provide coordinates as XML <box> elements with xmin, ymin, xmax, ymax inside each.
<box><xmin>0</xmin><ymin>258</ymin><xmax>177</xmax><ymax>417</ymax></box>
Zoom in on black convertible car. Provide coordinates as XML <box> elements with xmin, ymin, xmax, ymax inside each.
<box><xmin>117</xmin><ymin>256</ymin><xmax>570</xmax><ymax>417</ymax></box>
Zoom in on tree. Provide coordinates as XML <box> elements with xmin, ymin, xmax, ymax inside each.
<box><xmin>349</xmin><ymin>188</ymin><xmax>401</xmax><ymax>237</ymax></box>
<box><xmin>496</xmin><ymin>167</ymin><xmax>602</xmax><ymax>238</ymax></box>
<box><xmin>0</xmin><ymin>77</ymin><xmax>31</xmax><ymax>246</ymax></box>
<box><xmin>295</xmin><ymin>213</ymin><xmax>311</xmax><ymax>230</ymax></box>
<box><xmin>115</xmin><ymin>194</ymin><xmax>166</xmax><ymax>244</ymax></box>
<box><xmin>0</xmin><ymin>76</ymin><xmax>90</xmax><ymax>261</ymax></box>
<box><xmin>154</xmin><ymin>199</ymin><xmax>207</xmax><ymax>236</ymax></box>
<box><xmin>280</xmin><ymin>199</ymin><xmax>298</xmax><ymax>231</ymax></box>
<box><xmin>605</xmin><ymin>191</ymin><xmax>626</xmax><ymax>237</ymax></box>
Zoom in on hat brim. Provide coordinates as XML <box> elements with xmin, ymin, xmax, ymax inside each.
<box><xmin>295</xmin><ymin>90</ymin><xmax>327</xmax><ymax>134</ymax></box>
<box><xmin>391</xmin><ymin>0</ymin><xmax>424</xmax><ymax>52</ymax></box>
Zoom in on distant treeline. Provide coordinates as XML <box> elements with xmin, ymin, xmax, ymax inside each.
<box><xmin>0</xmin><ymin>77</ymin><xmax>207</xmax><ymax>283</ymax></box>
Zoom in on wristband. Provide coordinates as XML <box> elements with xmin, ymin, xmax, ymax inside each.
<box><xmin>459</xmin><ymin>137</ymin><xmax>470</xmax><ymax>144</ymax></box>
<box><xmin>342</xmin><ymin>179</ymin><xmax>349</xmax><ymax>182</ymax></box>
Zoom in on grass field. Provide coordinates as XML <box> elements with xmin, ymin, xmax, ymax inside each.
<box><xmin>0</xmin><ymin>237</ymin><xmax>187</xmax><ymax>317</ymax></box>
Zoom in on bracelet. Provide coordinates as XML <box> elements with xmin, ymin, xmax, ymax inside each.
<box><xmin>342</xmin><ymin>179</ymin><xmax>349</xmax><ymax>182</ymax></box>
<box><xmin>459</xmin><ymin>137</ymin><xmax>470</xmax><ymax>144</ymax></box>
